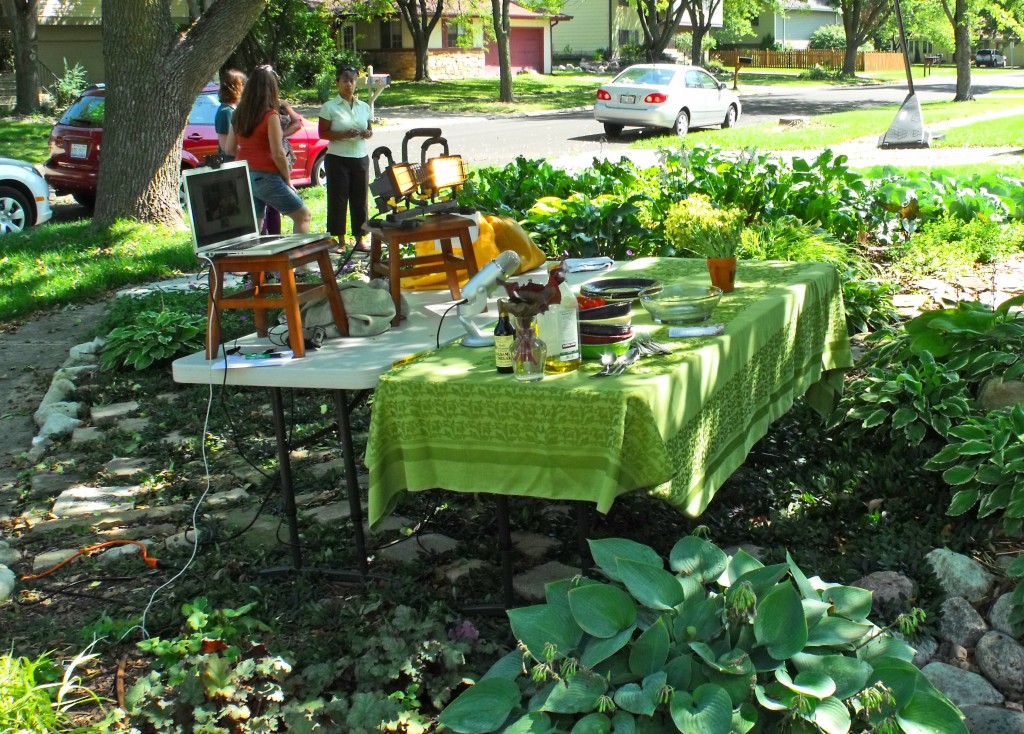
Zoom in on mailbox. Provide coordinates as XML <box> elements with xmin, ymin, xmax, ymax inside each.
<box><xmin>738</xmin><ymin>56</ymin><xmax>753</xmax><ymax>65</ymax></box>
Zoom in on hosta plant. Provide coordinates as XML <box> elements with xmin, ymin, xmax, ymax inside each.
<box><xmin>439</xmin><ymin>536</ymin><xmax>966</xmax><ymax>734</ymax></box>
<box><xmin>926</xmin><ymin>404</ymin><xmax>1024</xmax><ymax>535</ymax></box>
<box><xmin>101</xmin><ymin>308</ymin><xmax>206</xmax><ymax>371</ymax></box>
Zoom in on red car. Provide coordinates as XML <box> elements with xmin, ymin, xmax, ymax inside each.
<box><xmin>44</xmin><ymin>83</ymin><xmax>329</xmax><ymax>208</ymax></box>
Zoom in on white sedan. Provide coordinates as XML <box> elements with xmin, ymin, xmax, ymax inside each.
<box><xmin>0</xmin><ymin>158</ymin><xmax>53</xmax><ymax>235</ymax></box>
<box><xmin>594</xmin><ymin>64</ymin><xmax>742</xmax><ymax>138</ymax></box>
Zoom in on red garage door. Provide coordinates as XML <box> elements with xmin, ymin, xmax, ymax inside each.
<box><xmin>485</xmin><ymin>27</ymin><xmax>544</xmax><ymax>72</ymax></box>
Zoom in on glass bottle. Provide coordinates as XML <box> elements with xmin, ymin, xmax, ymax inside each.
<box><xmin>494</xmin><ymin>299</ymin><xmax>515</xmax><ymax>374</ymax></box>
<box><xmin>536</xmin><ymin>265</ymin><xmax>581</xmax><ymax>374</ymax></box>
<box><xmin>512</xmin><ymin>316</ymin><xmax>547</xmax><ymax>383</ymax></box>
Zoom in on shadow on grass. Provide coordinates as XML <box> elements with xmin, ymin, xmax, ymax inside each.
<box><xmin>0</xmin><ymin>218</ymin><xmax>195</xmax><ymax>322</ymax></box>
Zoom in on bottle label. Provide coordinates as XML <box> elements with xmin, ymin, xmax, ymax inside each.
<box><xmin>495</xmin><ymin>335</ymin><xmax>514</xmax><ymax>369</ymax></box>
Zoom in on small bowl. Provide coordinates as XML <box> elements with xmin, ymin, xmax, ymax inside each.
<box><xmin>639</xmin><ymin>283</ymin><xmax>722</xmax><ymax>324</ymax></box>
<box><xmin>578</xmin><ymin>302</ymin><xmax>631</xmax><ymax>321</ymax></box>
<box><xmin>580</xmin><ymin>322</ymin><xmax>632</xmax><ymax>338</ymax></box>
<box><xmin>581</xmin><ymin>328</ymin><xmax>634</xmax><ymax>345</ymax></box>
<box><xmin>580</xmin><ymin>335</ymin><xmax>633</xmax><ymax>360</ymax></box>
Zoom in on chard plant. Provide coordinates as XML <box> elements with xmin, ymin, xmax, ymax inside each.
<box><xmin>439</xmin><ymin>536</ymin><xmax>966</xmax><ymax>734</ymax></box>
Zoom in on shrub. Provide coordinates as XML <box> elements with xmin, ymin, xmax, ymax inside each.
<box><xmin>51</xmin><ymin>59</ymin><xmax>88</xmax><ymax>111</ymax></box>
<box><xmin>664</xmin><ymin>193</ymin><xmax>745</xmax><ymax>258</ymax></box>
<box><xmin>439</xmin><ymin>535</ymin><xmax>967</xmax><ymax>734</ymax></box>
<box><xmin>889</xmin><ymin>214</ymin><xmax>1024</xmax><ymax>278</ymax></box>
<box><xmin>808</xmin><ymin>24</ymin><xmax>847</xmax><ymax>50</ymax></box>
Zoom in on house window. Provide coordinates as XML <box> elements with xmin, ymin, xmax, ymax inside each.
<box><xmin>617</xmin><ymin>29</ymin><xmax>639</xmax><ymax>47</ymax></box>
<box><xmin>380</xmin><ymin>19</ymin><xmax>403</xmax><ymax>49</ymax></box>
<box><xmin>340</xmin><ymin>24</ymin><xmax>356</xmax><ymax>52</ymax></box>
<box><xmin>618</xmin><ymin>0</ymin><xmax>630</xmax><ymax>6</ymax></box>
<box><xmin>751</xmin><ymin>17</ymin><xmax>759</xmax><ymax>27</ymax></box>
<box><xmin>445</xmin><ymin>20</ymin><xmax>467</xmax><ymax>48</ymax></box>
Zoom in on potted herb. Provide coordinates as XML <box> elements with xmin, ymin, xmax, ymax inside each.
<box><xmin>664</xmin><ymin>194</ymin><xmax>746</xmax><ymax>292</ymax></box>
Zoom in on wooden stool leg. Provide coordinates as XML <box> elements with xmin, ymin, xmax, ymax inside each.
<box><xmin>368</xmin><ymin>234</ymin><xmax>383</xmax><ymax>281</ymax></box>
<box><xmin>278</xmin><ymin>268</ymin><xmax>306</xmax><ymax>358</ymax></box>
<box><xmin>388</xmin><ymin>241</ymin><xmax>401</xmax><ymax>327</ymax></box>
<box><xmin>316</xmin><ymin>251</ymin><xmax>349</xmax><ymax>337</ymax></box>
<box><xmin>459</xmin><ymin>227</ymin><xmax>479</xmax><ymax>281</ymax></box>
<box><xmin>251</xmin><ymin>272</ymin><xmax>270</xmax><ymax>337</ymax></box>
<box><xmin>440</xmin><ymin>236</ymin><xmax>463</xmax><ymax>300</ymax></box>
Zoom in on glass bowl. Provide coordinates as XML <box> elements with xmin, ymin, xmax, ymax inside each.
<box><xmin>639</xmin><ymin>283</ymin><xmax>722</xmax><ymax>324</ymax></box>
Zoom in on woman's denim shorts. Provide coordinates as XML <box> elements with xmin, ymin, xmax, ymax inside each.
<box><xmin>250</xmin><ymin>171</ymin><xmax>303</xmax><ymax>216</ymax></box>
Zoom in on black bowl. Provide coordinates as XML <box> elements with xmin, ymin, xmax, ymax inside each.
<box><xmin>580</xmin><ymin>322</ymin><xmax>632</xmax><ymax>337</ymax></box>
<box><xmin>578</xmin><ymin>301</ymin><xmax>631</xmax><ymax>321</ymax></box>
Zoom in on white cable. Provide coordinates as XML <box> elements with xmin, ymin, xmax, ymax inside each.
<box><xmin>127</xmin><ymin>255</ymin><xmax>221</xmax><ymax>641</ymax></box>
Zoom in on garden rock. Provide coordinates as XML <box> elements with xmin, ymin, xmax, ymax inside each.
<box><xmin>979</xmin><ymin>378</ymin><xmax>1024</xmax><ymax>411</ymax></box>
<box><xmin>990</xmin><ymin>593</ymin><xmax>1022</xmax><ymax>638</ymax></box>
<box><xmin>0</xmin><ymin>565</ymin><xmax>14</xmax><ymax>602</ymax></box>
<box><xmin>960</xmin><ymin>704</ymin><xmax>1024</xmax><ymax>734</ymax></box>
<box><xmin>940</xmin><ymin>596</ymin><xmax>989</xmax><ymax>648</ymax></box>
<box><xmin>31</xmin><ymin>548</ymin><xmax>78</xmax><ymax>574</ymax></box>
<box><xmin>71</xmin><ymin>426</ymin><xmax>104</xmax><ymax>444</ymax></box>
<box><xmin>377</xmin><ymin>533</ymin><xmax>458</xmax><ymax>564</ymax></box>
<box><xmin>97</xmin><ymin>541</ymin><xmax>150</xmax><ymax>566</ymax></box>
<box><xmin>35</xmin><ymin>412</ymin><xmax>83</xmax><ymax>443</ymax></box>
<box><xmin>911</xmin><ymin>636</ymin><xmax>938</xmax><ymax>667</ymax></box>
<box><xmin>54</xmin><ymin>365</ymin><xmax>97</xmax><ymax>381</ymax></box>
<box><xmin>91</xmin><ymin>400</ymin><xmax>139</xmax><ymax>426</ymax></box>
<box><xmin>975</xmin><ymin>631</ymin><xmax>1024</xmax><ymax>695</ymax></box>
<box><xmin>37</xmin><ymin>377</ymin><xmax>76</xmax><ymax>411</ymax></box>
<box><xmin>926</xmin><ymin>548</ymin><xmax>997</xmax><ymax>602</ymax></box>
<box><xmin>853</xmin><ymin>569</ymin><xmax>914</xmax><ymax>608</ymax></box>
<box><xmin>69</xmin><ymin>337</ymin><xmax>104</xmax><ymax>357</ymax></box>
<box><xmin>0</xmin><ymin>541</ymin><xmax>18</xmax><ymax>567</ymax></box>
<box><xmin>51</xmin><ymin>485</ymin><xmax>139</xmax><ymax>517</ymax></box>
<box><xmin>922</xmin><ymin>662</ymin><xmax>1004</xmax><ymax>706</ymax></box>
<box><xmin>513</xmin><ymin>560</ymin><xmax>578</xmax><ymax>603</ymax></box>
<box><xmin>34</xmin><ymin>399</ymin><xmax>81</xmax><ymax>427</ymax></box>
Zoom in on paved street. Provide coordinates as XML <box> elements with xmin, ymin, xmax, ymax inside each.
<box><xmin>365</xmin><ymin>71</ymin><xmax>1024</xmax><ymax>170</ymax></box>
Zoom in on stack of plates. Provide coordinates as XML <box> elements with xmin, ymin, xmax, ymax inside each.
<box><xmin>578</xmin><ymin>300</ymin><xmax>633</xmax><ymax>359</ymax></box>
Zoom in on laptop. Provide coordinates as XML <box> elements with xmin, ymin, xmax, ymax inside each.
<box><xmin>182</xmin><ymin>160</ymin><xmax>326</xmax><ymax>257</ymax></box>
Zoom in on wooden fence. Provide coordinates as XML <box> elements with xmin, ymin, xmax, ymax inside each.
<box><xmin>712</xmin><ymin>49</ymin><xmax>905</xmax><ymax>73</ymax></box>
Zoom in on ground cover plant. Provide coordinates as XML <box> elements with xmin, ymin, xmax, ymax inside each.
<box><xmin>3</xmin><ymin>144</ymin><xmax>1024</xmax><ymax>732</ymax></box>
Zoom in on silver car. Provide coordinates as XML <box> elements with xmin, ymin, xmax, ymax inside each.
<box><xmin>594</xmin><ymin>64</ymin><xmax>741</xmax><ymax>138</ymax></box>
<box><xmin>0</xmin><ymin>158</ymin><xmax>53</xmax><ymax>235</ymax></box>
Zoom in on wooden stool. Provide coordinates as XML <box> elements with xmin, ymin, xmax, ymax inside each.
<box><xmin>364</xmin><ymin>213</ymin><xmax>478</xmax><ymax>327</ymax></box>
<box><xmin>206</xmin><ymin>237</ymin><xmax>348</xmax><ymax>359</ymax></box>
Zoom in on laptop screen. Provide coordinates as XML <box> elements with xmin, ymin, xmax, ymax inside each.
<box><xmin>183</xmin><ymin>161</ymin><xmax>259</xmax><ymax>251</ymax></box>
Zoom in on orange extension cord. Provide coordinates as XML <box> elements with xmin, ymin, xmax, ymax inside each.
<box><xmin>20</xmin><ymin>540</ymin><xmax>158</xmax><ymax>581</ymax></box>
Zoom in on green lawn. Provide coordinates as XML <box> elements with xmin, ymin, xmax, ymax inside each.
<box><xmin>0</xmin><ymin>219</ymin><xmax>196</xmax><ymax>324</ymax></box>
<box><xmin>0</xmin><ymin>116</ymin><xmax>54</xmax><ymax>164</ymax></box>
<box><xmin>375</xmin><ymin>72</ymin><xmax>612</xmax><ymax>114</ymax></box>
<box><xmin>939</xmin><ymin>114</ymin><xmax>1024</xmax><ymax>147</ymax></box>
<box><xmin>631</xmin><ymin>97</ymin><xmax>1023</xmax><ymax>151</ymax></box>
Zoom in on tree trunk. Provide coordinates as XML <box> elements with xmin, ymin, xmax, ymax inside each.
<box><xmin>492</xmin><ymin>0</ymin><xmax>513</xmax><ymax>102</ymax></box>
<box><xmin>94</xmin><ymin>0</ymin><xmax>265</xmax><ymax>227</ymax></box>
<box><xmin>396</xmin><ymin>0</ymin><xmax>444</xmax><ymax>82</ymax></box>
<box><xmin>2</xmin><ymin>0</ymin><xmax>41</xmax><ymax>114</ymax></box>
<box><xmin>942</xmin><ymin>0</ymin><xmax>972</xmax><ymax>101</ymax></box>
<box><xmin>953</xmin><ymin>16</ymin><xmax>972</xmax><ymax>101</ymax></box>
<box><xmin>842</xmin><ymin>44</ymin><xmax>858</xmax><ymax>76</ymax></box>
<box><xmin>690</xmin><ymin>28</ymin><xmax>705</xmax><ymax>66</ymax></box>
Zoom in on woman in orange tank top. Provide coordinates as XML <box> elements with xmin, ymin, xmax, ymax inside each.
<box><xmin>223</xmin><ymin>66</ymin><xmax>311</xmax><ymax>233</ymax></box>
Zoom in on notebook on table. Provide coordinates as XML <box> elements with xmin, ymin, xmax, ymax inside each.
<box><xmin>182</xmin><ymin>160</ymin><xmax>326</xmax><ymax>257</ymax></box>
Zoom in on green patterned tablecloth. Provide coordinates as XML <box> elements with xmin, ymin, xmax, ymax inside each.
<box><xmin>366</xmin><ymin>258</ymin><xmax>852</xmax><ymax>527</ymax></box>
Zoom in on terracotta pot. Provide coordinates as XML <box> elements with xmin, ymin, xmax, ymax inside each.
<box><xmin>706</xmin><ymin>257</ymin><xmax>737</xmax><ymax>293</ymax></box>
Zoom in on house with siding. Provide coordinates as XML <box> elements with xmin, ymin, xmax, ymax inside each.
<box><xmin>734</xmin><ymin>0</ymin><xmax>841</xmax><ymax>51</ymax></box>
<box><xmin>551</xmin><ymin>0</ymin><xmax>722</xmax><ymax>60</ymax></box>
<box><xmin>344</xmin><ymin>2</ymin><xmax>569</xmax><ymax>80</ymax></box>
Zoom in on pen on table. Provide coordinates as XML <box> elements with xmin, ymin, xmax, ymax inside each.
<box><xmin>244</xmin><ymin>351</ymin><xmax>283</xmax><ymax>360</ymax></box>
